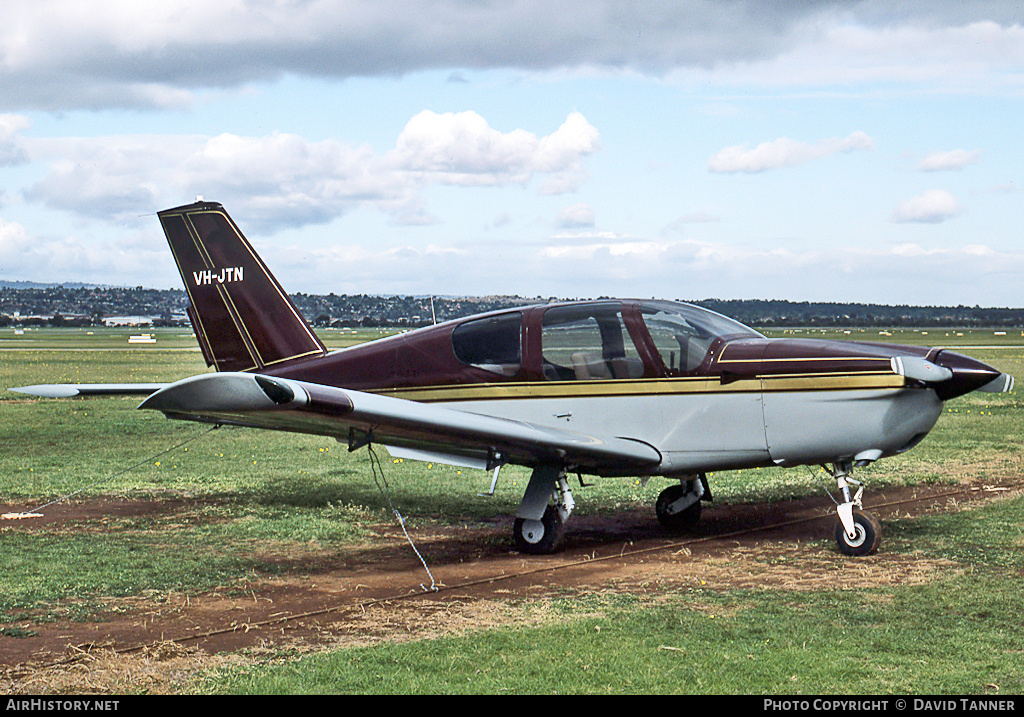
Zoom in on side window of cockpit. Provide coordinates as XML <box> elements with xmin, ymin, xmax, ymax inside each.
<box><xmin>642</xmin><ymin>309</ymin><xmax>711</xmax><ymax>374</ymax></box>
<box><xmin>541</xmin><ymin>305</ymin><xmax>644</xmax><ymax>381</ymax></box>
<box><xmin>451</xmin><ymin>313</ymin><xmax>522</xmax><ymax>376</ymax></box>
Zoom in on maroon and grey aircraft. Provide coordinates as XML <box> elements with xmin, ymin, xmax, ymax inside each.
<box><xmin>14</xmin><ymin>201</ymin><xmax>1015</xmax><ymax>556</ymax></box>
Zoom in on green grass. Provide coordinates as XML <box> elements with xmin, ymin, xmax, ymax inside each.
<box><xmin>198</xmin><ymin>487</ymin><xmax>1024</xmax><ymax>695</ymax></box>
<box><xmin>763</xmin><ymin>326</ymin><xmax>1024</xmax><ymax>348</ymax></box>
<box><xmin>203</xmin><ymin>499</ymin><xmax>1024</xmax><ymax>694</ymax></box>
<box><xmin>1</xmin><ymin>327</ymin><xmax>1022</xmax><ymax>693</ymax></box>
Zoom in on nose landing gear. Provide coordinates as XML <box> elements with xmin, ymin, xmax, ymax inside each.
<box><xmin>827</xmin><ymin>461</ymin><xmax>881</xmax><ymax>556</ymax></box>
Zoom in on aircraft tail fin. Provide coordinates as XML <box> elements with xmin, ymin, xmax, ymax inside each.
<box><xmin>158</xmin><ymin>201</ymin><xmax>326</xmax><ymax>373</ymax></box>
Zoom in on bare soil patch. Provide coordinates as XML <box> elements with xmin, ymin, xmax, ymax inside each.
<box><xmin>1</xmin><ymin>482</ymin><xmax>1017</xmax><ymax>693</ymax></box>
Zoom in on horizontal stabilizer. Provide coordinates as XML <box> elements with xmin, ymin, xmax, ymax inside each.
<box><xmin>10</xmin><ymin>384</ymin><xmax>168</xmax><ymax>398</ymax></box>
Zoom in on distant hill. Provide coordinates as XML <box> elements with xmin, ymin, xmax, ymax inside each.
<box><xmin>1</xmin><ymin>283</ymin><xmax>1023</xmax><ymax>329</ymax></box>
<box><xmin>696</xmin><ymin>299</ymin><xmax>1024</xmax><ymax>329</ymax></box>
<box><xmin>0</xmin><ymin>280</ymin><xmax>106</xmax><ymax>290</ymax></box>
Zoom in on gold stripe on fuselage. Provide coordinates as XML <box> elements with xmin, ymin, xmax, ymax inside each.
<box><xmin>370</xmin><ymin>372</ymin><xmax>906</xmax><ymax>403</ymax></box>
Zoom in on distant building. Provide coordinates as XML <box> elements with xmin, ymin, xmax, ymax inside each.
<box><xmin>103</xmin><ymin>316</ymin><xmax>154</xmax><ymax>326</ymax></box>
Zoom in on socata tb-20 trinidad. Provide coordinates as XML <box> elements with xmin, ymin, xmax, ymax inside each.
<box><xmin>14</xmin><ymin>201</ymin><xmax>1014</xmax><ymax>556</ymax></box>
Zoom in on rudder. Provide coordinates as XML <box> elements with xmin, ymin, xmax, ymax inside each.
<box><xmin>158</xmin><ymin>201</ymin><xmax>326</xmax><ymax>372</ymax></box>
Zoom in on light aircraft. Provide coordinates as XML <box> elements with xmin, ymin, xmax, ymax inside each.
<box><xmin>13</xmin><ymin>201</ymin><xmax>1015</xmax><ymax>556</ymax></box>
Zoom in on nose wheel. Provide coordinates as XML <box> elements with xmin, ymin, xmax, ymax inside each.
<box><xmin>827</xmin><ymin>461</ymin><xmax>881</xmax><ymax>556</ymax></box>
<box><xmin>835</xmin><ymin>508</ymin><xmax>881</xmax><ymax>556</ymax></box>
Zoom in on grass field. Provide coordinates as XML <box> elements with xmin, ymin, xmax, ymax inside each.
<box><xmin>1</xmin><ymin>325</ymin><xmax>1022</xmax><ymax>694</ymax></box>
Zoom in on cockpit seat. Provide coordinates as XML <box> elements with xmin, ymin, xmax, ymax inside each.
<box><xmin>571</xmin><ymin>353</ymin><xmax>644</xmax><ymax>380</ymax></box>
<box><xmin>572</xmin><ymin>352</ymin><xmax>611</xmax><ymax>380</ymax></box>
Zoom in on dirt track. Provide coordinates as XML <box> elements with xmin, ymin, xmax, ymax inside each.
<box><xmin>1</xmin><ymin>482</ymin><xmax>1016</xmax><ymax>693</ymax></box>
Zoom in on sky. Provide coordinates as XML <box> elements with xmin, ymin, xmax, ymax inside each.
<box><xmin>1</xmin><ymin>1</ymin><xmax>1022</xmax><ymax>307</ymax></box>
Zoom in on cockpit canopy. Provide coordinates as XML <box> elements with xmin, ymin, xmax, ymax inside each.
<box><xmin>451</xmin><ymin>300</ymin><xmax>763</xmax><ymax>380</ymax></box>
<box><xmin>640</xmin><ymin>300</ymin><xmax>763</xmax><ymax>375</ymax></box>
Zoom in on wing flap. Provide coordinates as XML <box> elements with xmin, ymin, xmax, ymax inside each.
<box><xmin>138</xmin><ymin>372</ymin><xmax>662</xmax><ymax>472</ymax></box>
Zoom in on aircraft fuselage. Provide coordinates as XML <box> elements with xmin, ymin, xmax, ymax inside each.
<box><xmin>261</xmin><ymin>300</ymin><xmax>997</xmax><ymax>477</ymax></box>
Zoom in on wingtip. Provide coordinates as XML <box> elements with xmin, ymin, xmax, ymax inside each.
<box><xmin>9</xmin><ymin>384</ymin><xmax>167</xmax><ymax>398</ymax></box>
<box><xmin>10</xmin><ymin>385</ymin><xmax>82</xmax><ymax>398</ymax></box>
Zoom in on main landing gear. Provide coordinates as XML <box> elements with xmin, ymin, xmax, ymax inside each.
<box><xmin>513</xmin><ymin>465</ymin><xmax>575</xmax><ymax>554</ymax></box>
<box><xmin>655</xmin><ymin>474</ymin><xmax>709</xmax><ymax>533</ymax></box>
<box><xmin>510</xmin><ymin>463</ymin><xmax>881</xmax><ymax>557</ymax></box>
<box><xmin>512</xmin><ymin>467</ymin><xmax>712</xmax><ymax>554</ymax></box>
<box><xmin>826</xmin><ymin>461</ymin><xmax>881</xmax><ymax>557</ymax></box>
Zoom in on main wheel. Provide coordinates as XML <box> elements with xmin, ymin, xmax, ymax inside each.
<box><xmin>835</xmin><ymin>509</ymin><xmax>881</xmax><ymax>556</ymax></box>
<box><xmin>513</xmin><ymin>505</ymin><xmax>565</xmax><ymax>554</ymax></box>
<box><xmin>655</xmin><ymin>483</ymin><xmax>702</xmax><ymax>533</ymax></box>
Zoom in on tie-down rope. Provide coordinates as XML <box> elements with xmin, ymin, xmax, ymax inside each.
<box><xmin>366</xmin><ymin>443</ymin><xmax>439</xmax><ymax>592</ymax></box>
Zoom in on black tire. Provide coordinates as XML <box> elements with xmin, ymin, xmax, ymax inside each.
<box><xmin>835</xmin><ymin>509</ymin><xmax>882</xmax><ymax>556</ymax></box>
<box><xmin>656</xmin><ymin>483</ymin><xmax>702</xmax><ymax>533</ymax></box>
<box><xmin>513</xmin><ymin>505</ymin><xmax>565</xmax><ymax>554</ymax></box>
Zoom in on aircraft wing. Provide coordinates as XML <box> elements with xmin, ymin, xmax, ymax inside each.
<box><xmin>137</xmin><ymin>372</ymin><xmax>663</xmax><ymax>473</ymax></box>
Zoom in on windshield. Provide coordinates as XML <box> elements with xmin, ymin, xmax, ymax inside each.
<box><xmin>640</xmin><ymin>301</ymin><xmax>763</xmax><ymax>374</ymax></box>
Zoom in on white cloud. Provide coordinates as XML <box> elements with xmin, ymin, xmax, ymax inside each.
<box><xmin>523</xmin><ymin>237</ymin><xmax>1024</xmax><ymax>305</ymax></box>
<box><xmin>387</xmin><ymin>110</ymin><xmax>598</xmax><ymax>192</ymax></box>
<box><xmin>0</xmin><ymin>114</ymin><xmax>30</xmax><ymax>166</ymax></box>
<box><xmin>25</xmin><ymin>136</ymin><xmax>179</xmax><ymax>220</ymax></box>
<box><xmin>676</xmin><ymin>20</ymin><xmax>1024</xmax><ymax>94</ymax></box>
<box><xmin>0</xmin><ymin>217</ymin><xmax>31</xmax><ymax>256</ymax></box>
<box><xmin>916</xmin><ymin>149</ymin><xmax>982</xmax><ymax>172</ymax></box>
<box><xmin>335</xmin><ymin>233</ymin><xmax>1023</xmax><ymax>305</ymax></box>
<box><xmin>3</xmin><ymin>3</ymin><xmax>1022</xmax><ymax>308</ymax></box>
<box><xmin>707</xmin><ymin>131</ymin><xmax>873</xmax><ymax>173</ymax></box>
<box><xmin>0</xmin><ymin>1</ymin><xmax>799</xmax><ymax>110</ymax></box>
<box><xmin>663</xmin><ymin>212</ymin><xmax>721</xmax><ymax>235</ymax></box>
<box><xmin>0</xmin><ymin>215</ymin><xmax>175</xmax><ymax>286</ymax></box>
<box><xmin>23</xmin><ymin>111</ymin><xmax>600</xmax><ymax>230</ymax></box>
<box><xmin>5</xmin><ymin>3</ymin><xmax>1022</xmax><ymax>111</ymax></box>
<box><xmin>557</xmin><ymin>203</ymin><xmax>596</xmax><ymax>228</ymax></box>
<box><xmin>892</xmin><ymin>189</ymin><xmax>963</xmax><ymax>223</ymax></box>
